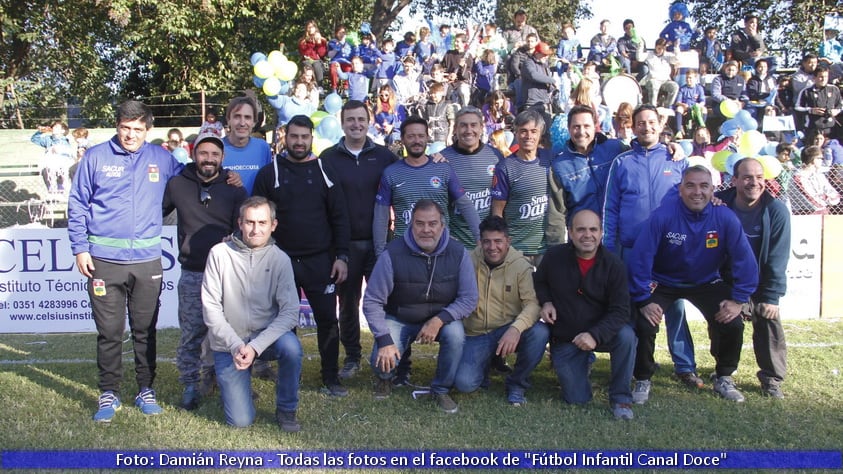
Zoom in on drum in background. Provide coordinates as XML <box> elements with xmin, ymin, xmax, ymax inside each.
<box><xmin>602</xmin><ymin>74</ymin><xmax>642</xmax><ymax>116</ymax></box>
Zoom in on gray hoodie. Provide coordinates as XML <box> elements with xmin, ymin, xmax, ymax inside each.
<box><xmin>202</xmin><ymin>232</ymin><xmax>299</xmax><ymax>356</ymax></box>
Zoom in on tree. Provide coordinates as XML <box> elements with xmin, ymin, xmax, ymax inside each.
<box><xmin>687</xmin><ymin>0</ymin><xmax>836</xmax><ymax>67</ymax></box>
<box><xmin>495</xmin><ymin>0</ymin><xmax>591</xmax><ymax>43</ymax></box>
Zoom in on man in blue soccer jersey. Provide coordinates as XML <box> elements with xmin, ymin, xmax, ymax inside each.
<box><xmin>627</xmin><ymin>166</ymin><xmax>758</xmax><ymax>404</ymax></box>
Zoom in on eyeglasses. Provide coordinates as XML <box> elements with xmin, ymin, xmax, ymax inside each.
<box><xmin>200</xmin><ymin>187</ymin><xmax>211</xmax><ymax>207</ymax></box>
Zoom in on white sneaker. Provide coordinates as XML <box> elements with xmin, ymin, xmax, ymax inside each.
<box><xmin>632</xmin><ymin>380</ymin><xmax>651</xmax><ymax>405</ymax></box>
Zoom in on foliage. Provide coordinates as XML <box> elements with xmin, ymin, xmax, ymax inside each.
<box><xmin>495</xmin><ymin>0</ymin><xmax>592</xmax><ymax>44</ymax></box>
<box><xmin>687</xmin><ymin>0</ymin><xmax>836</xmax><ymax>67</ymax></box>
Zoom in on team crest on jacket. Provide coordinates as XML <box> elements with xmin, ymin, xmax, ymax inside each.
<box><xmin>148</xmin><ymin>164</ymin><xmax>160</xmax><ymax>182</ymax></box>
<box><xmin>429</xmin><ymin>176</ymin><xmax>442</xmax><ymax>188</ymax></box>
<box><xmin>487</xmin><ymin>165</ymin><xmax>495</xmax><ymax>176</ymax></box>
<box><xmin>705</xmin><ymin>230</ymin><xmax>719</xmax><ymax>248</ymax></box>
<box><xmin>92</xmin><ymin>279</ymin><xmax>106</xmax><ymax>297</ymax></box>
<box><xmin>662</xmin><ymin>168</ymin><xmax>673</xmax><ymax>176</ymax></box>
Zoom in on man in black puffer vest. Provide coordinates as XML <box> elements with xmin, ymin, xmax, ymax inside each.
<box><xmin>363</xmin><ymin>199</ymin><xmax>478</xmax><ymax>414</ymax></box>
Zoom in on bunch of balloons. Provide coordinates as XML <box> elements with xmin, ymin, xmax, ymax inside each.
<box><xmin>310</xmin><ymin>93</ymin><xmax>345</xmax><ymax>154</ymax></box>
<box><xmin>251</xmin><ymin>50</ymin><xmax>297</xmax><ymax>97</ymax></box>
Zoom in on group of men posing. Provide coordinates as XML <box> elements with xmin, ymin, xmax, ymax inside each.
<box><xmin>68</xmin><ymin>95</ymin><xmax>790</xmax><ymax>433</ymax></box>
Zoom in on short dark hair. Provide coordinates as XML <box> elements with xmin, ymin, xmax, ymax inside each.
<box><xmin>632</xmin><ymin>104</ymin><xmax>659</xmax><ymax>123</ymax></box>
<box><xmin>623</xmin><ymin>19</ymin><xmax>634</xmax><ymax>28</ymax></box>
<box><xmin>116</xmin><ymin>100</ymin><xmax>153</xmax><ymax>129</ymax></box>
<box><xmin>814</xmin><ymin>65</ymin><xmax>830</xmax><ymax>76</ymax></box>
<box><xmin>285</xmin><ymin>115</ymin><xmax>314</xmax><ymax>133</ymax></box>
<box><xmin>401</xmin><ymin>115</ymin><xmax>429</xmax><ymax>137</ymax></box>
<box><xmin>239</xmin><ymin>196</ymin><xmax>277</xmax><ymax>220</ymax></box>
<box><xmin>567</xmin><ymin>105</ymin><xmax>597</xmax><ymax>127</ymax></box>
<box><xmin>341</xmin><ymin>100</ymin><xmax>370</xmax><ymax>122</ymax></box>
<box><xmin>802</xmin><ymin>145</ymin><xmax>823</xmax><ymax>165</ymax></box>
<box><xmin>513</xmin><ymin>109</ymin><xmax>545</xmax><ymax>133</ymax></box>
<box><xmin>412</xmin><ymin>199</ymin><xmax>444</xmax><ymax>219</ymax></box>
<box><xmin>479</xmin><ymin>215</ymin><xmax>509</xmax><ymax>236</ymax></box>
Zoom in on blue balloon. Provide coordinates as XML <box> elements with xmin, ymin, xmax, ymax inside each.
<box><xmin>171</xmin><ymin>147</ymin><xmax>189</xmax><ymax>164</ymax></box>
<box><xmin>278</xmin><ymin>80</ymin><xmax>290</xmax><ymax>96</ymax></box>
<box><xmin>762</xmin><ymin>141</ymin><xmax>779</xmax><ymax>156</ymax></box>
<box><xmin>250</xmin><ymin>52</ymin><xmax>267</xmax><ymax>66</ymax></box>
<box><xmin>267</xmin><ymin>94</ymin><xmax>287</xmax><ymax>110</ymax></box>
<box><xmin>678</xmin><ymin>139</ymin><xmax>693</xmax><ymax>157</ymax></box>
<box><xmin>726</xmin><ymin>152</ymin><xmax>745</xmax><ymax>175</ymax></box>
<box><xmin>317</xmin><ymin>115</ymin><xmax>341</xmax><ymax>140</ymax></box>
<box><xmin>324</xmin><ymin>93</ymin><xmax>343</xmax><ymax>114</ymax></box>
<box><xmin>719</xmin><ymin>118</ymin><xmax>740</xmax><ymax>137</ymax></box>
<box><xmin>549</xmin><ymin>113</ymin><xmax>569</xmax><ymax>155</ymax></box>
<box><xmin>742</xmin><ymin>116</ymin><xmax>758</xmax><ymax>131</ymax></box>
<box><xmin>253</xmin><ymin>76</ymin><xmax>266</xmax><ymax>88</ymax></box>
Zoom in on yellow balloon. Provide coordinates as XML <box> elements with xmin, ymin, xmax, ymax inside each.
<box><xmin>738</xmin><ymin>130</ymin><xmax>766</xmax><ymax>156</ymax></box>
<box><xmin>253</xmin><ymin>60</ymin><xmax>273</xmax><ymax>79</ymax></box>
<box><xmin>267</xmin><ymin>50</ymin><xmax>286</xmax><ymax>68</ymax></box>
<box><xmin>277</xmin><ymin>61</ymin><xmax>298</xmax><ymax>81</ymax></box>
<box><xmin>760</xmin><ymin>155</ymin><xmax>783</xmax><ymax>179</ymax></box>
<box><xmin>262</xmin><ymin>77</ymin><xmax>282</xmax><ymax>96</ymax></box>
<box><xmin>711</xmin><ymin>150</ymin><xmax>731</xmax><ymax>172</ymax></box>
<box><xmin>310</xmin><ymin>110</ymin><xmax>328</xmax><ymax>127</ymax></box>
<box><xmin>312</xmin><ymin>137</ymin><xmax>335</xmax><ymax>155</ymax></box>
<box><xmin>719</xmin><ymin>99</ymin><xmax>740</xmax><ymax>118</ymax></box>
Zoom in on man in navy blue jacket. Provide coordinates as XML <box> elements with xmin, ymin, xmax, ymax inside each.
<box><xmin>628</xmin><ymin>165</ymin><xmax>758</xmax><ymax>404</ymax></box>
<box><xmin>717</xmin><ymin>158</ymin><xmax>791</xmax><ymax>398</ymax></box>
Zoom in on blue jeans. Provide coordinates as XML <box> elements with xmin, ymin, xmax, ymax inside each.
<box><xmin>550</xmin><ymin>325</ymin><xmax>637</xmax><ymax>405</ymax></box>
<box><xmin>214</xmin><ymin>331</ymin><xmax>302</xmax><ymax>427</ymax></box>
<box><xmin>369</xmin><ymin>316</ymin><xmax>464</xmax><ymax>395</ymax></box>
<box><xmin>454</xmin><ymin>322</ymin><xmax>549</xmax><ymax>394</ymax></box>
<box><xmin>664</xmin><ymin>299</ymin><xmax>697</xmax><ymax>374</ymax></box>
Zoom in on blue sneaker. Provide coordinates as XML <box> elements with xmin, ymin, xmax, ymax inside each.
<box><xmin>93</xmin><ymin>391</ymin><xmax>121</xmax><ymax>422</ymax></box>
<box><xmin>134</xmin><ymin>387</ymin><xmax>163</xmax><ymax>415</ymax></box>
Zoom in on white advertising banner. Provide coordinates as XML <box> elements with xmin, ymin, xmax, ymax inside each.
<box><xmin>779</xmin><ymin>215</ymin><xmax>823</xmax><ymax>319</ymax></box>
<box><xmin>0</xmin><ymin>226</ymin><xmax>181</xmax><ymax>333</ymax></box>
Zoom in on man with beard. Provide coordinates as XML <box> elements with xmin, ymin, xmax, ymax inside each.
<box><xmin>717</xmin><ymin>158</ymin><xmax>791</xmax><ymax>398</ymax></box>
<box><xmin>373</xmin><ymin>115</ymin><xmax>480</xmax><ymax>258</ymax></box>
<box><xmin>163</xmin><ymin>132</ymin><xmax>248</xmax><ymax>410</ymax></box>
<box><xmin>253</xmin><ymin>115</ymin><xmax>351</xmax><ymax>397</ymax></box>
<box><xmin>319</xmin><ymin>100</ymin><xmax>398</xmax><ymax>380</ymax></box>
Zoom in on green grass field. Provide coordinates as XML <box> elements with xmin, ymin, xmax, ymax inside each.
<box><xmin>1</xmin><ymin>320</ymin><xmax>842</xmax><ymax>472</ymax></box>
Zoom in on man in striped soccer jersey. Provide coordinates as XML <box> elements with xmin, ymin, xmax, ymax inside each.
<box><xmin>373</xmin><ymin>115</ymin><xmax>481</xmax><ymax>257</ymax></box>
<box><xmin>490</xmin><ymin>109</ymin><xmax>557</xmax><ymax>266</ymax></box>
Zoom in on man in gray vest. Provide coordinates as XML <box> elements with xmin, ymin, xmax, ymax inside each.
<box><xmin>363</xmin><ymin>199</ymin><xmax>478</xmax><ymax>413</ymax></box>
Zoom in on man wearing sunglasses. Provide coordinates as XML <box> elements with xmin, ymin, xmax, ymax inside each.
<box><xmin>163</xmin><ymin>131</ymin><xmax>248</xmax><ymax>411</ymax></box>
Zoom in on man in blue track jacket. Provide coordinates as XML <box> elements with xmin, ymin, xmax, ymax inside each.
<box><xmin>627</xmin><ymin>165</ymin><xmax>758</xmax><ymax>404</ymax></box>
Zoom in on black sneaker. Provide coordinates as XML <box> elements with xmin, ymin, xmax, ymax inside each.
<box><xmin>276</xmin><ymin>411</ymin><xmax>301</xmax><ymax>433</ymax></box>
<box><xmin>374</xmin><ymin>377</ymin><xmax>392</xmax><ymax>400</ymax></box>
<box><xmin>392</xmin><ymin>370</ymin><xmax>411</xmax><ymax>387</ymax></box>
<box><xmin>491</xmin><ymin>354</ymin><xmax>513</xmax><ymax>374</ymax></box>
<box><xmin>339</xmin><ymin>361</ymin><xmax>360</xmax><ymax>380</ymax></box>
<box><xmin>757</xmin><ymin>372</ymin><xmax>785</xmax><ymax>399</ymax></box>
<box><xmin>434</xmin><ymin>393</ymin><xmax>458</xmax><ymax>414</ymax></box>
<box><xmin>320</xmin><ymin>380</ymin><xmax>349</xmax><ymax>398</ymax></box>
